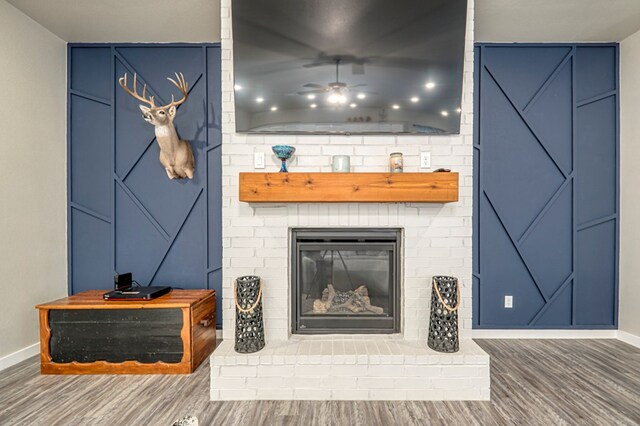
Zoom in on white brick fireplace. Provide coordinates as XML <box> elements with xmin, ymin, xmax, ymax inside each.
<box><xmin>211</xmin><ymin>0</ymin><xmax>489</xmax><ymax>401</ymax></box>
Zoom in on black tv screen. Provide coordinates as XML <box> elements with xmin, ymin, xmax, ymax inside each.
<box><xmin>232</xmin><ymin>0</ymin><xmax>468</xmax><ymax>135</ymax></box>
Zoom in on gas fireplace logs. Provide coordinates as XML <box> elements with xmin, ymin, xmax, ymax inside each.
<box><xmin>312</xmin><ymin>284</ymin><xmax>384</xmax><ymax>314</ymax></box>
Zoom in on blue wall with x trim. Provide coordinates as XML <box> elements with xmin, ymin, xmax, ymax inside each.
<box><xmin>473</xmin><ymin>44</ymin><xmax>619</xmax><ymax>329</ymax></box>
<box><xmin>68</xmin><ymin>44</ymin><xmax>222</xmax><ymax>326</ymax></box>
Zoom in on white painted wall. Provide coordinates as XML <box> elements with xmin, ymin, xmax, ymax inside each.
<box><xmin>0</xmin><ymin>1</ymin><xmax>67</xmax><ymax>361</ymax></box>
<box><xmin>620</xmin><ymin>28</ymin><xmax>640</xmax><ymax>338</ymax></box>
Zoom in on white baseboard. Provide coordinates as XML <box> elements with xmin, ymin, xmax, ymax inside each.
<box><xmin>472</xmin><ymin>329</ymin><xmax>618</xmax><ymax>339</ymax></box>
<box><xmin>0</xmin><ymin>343</ymin><xmax>39</xmax><ymax>372</ymax></box>
<box><xmin>617</xmin><ymin>331</ymin><xmax>640</xmax><ymax>349</ymax></box>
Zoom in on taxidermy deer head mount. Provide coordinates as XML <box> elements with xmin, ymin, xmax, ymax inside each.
<box><xmin>119</xmin><ymin>72</ymin><xmax>195</xmax><ymax>180</ymax></box>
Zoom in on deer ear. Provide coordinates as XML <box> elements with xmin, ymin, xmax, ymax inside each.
<box><xmin>168</xmin><ymin>105</ymin><xmax>177</xmax><ymax>118</ymax></box>
<box><xmin>139</xmin><ymin>105</ymin><xmax>151</xmax><ymax>114</ymax></box>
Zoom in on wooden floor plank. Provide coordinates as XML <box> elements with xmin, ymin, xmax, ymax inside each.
<box><xmin>0</xmin><ymin>339</ymin><xmax>639</xmax><ymax>425</ymax></box>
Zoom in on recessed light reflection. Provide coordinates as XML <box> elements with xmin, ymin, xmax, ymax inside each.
<box><xmin>328</xmin><ymin>93</ymin><xmax>347</xmax><ymax>104</ymax></box>
<box><xmin>270</xmin><ymin>106</ymin><xmax>278</xmax><ymax>111</ymax></box>
<box><xmin>307</xmin><ymin>94</ymin><xmax>316</xmax><ymax>100</ymax></box>
<box><xmin>350</xmin><ymin>103</ymin><xmax>357</xmax><ymax>108</ymax></box>
<box><xmin>357</xmin><ymin>93</ymin><xmax>366</xmax><ymax>99</ymax></box>
<box><xmin>410</xmin><ymin>96</ymin><xmax>420</xmax><ymax>103</ymax></box>
<box><xmin>310</xmin><ymin>103</ymin><xmax>317</xmax><ymax>108</ymax></box>
<box><xmin>441</xmin><ymin>110</ymin><xmax>449</xmax><ymax>116</ymax></box>
<box><xmin>392</xmin><ymin>104</ymin><xmax>400</xmax><ymax>110</ymax></box>
<box><xmin>425</xmin><ymin>82</ymin><xmax>436</xmax><ymax>90</ymax></box>
<box><xmin>456</xmin><ymin>107</ymin><xmax>462</xmax><ymax>113</ymax></box>
<box><xmin>256</xmin><ymin>97</ymin><xmax>264</xmax><ymax>103</ymax></box>
<box><xmin>234</xmin><ymin>84</ymin><xmax>242</xmax><ymax>91</ymax></box>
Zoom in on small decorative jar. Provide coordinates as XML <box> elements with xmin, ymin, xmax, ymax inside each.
<box><xmin>389</xmin><ymin>152</ymin><xmax>404</xmax><ymax>173</ymax></box>
<box><xmin>332</xmin><ymin>155</ymin><xmax>351</xmax><ymax>172</ymax></box>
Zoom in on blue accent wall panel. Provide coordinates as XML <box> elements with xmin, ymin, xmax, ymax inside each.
<box><xmin>68</xmin><ymin>44</ymin><xmax>223</xmax><ymax>327</ymax></box>
<box><xmin>576</xmin><ymin>96</ymin><xmax>617</xmax><ymax>225</ymax></box>
<box><xmin>474</xmin><ymin>44</ymin><xmax>618</xmax><ymax>329</ymax></box>
<box><xmin>70</xmin><ymin>209</ymin><xmax>112</xmax><ymax>293</ymax></box>
<box><xmin>206</xmin><ymin>46</ymin><xmax>223</xmax><ymax>298</ymax></box>
<box><xmin>69</xmin><ymin>47</ymin><xmax>111</xmax><ymax>100</ymax></box>
<box><xmin>575</xmin><ymin>220</ymin><xmax>617</xmax><ymax>325</ymax></box>
<box><xmin>70</xmin><ymin>96</ymin><xmax>111</xmax><ymax>217</ymax></box>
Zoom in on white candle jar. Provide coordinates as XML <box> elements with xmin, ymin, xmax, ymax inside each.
<box><xmin>332</xmin><ymin>155</ymin><xmax>351</xmax><ymax>172</ymax></box>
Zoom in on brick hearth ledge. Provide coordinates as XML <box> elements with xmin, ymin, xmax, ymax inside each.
<box><xmin>210</xmin><ymin>338</ymin><xmax>490</xmax><ymax>401</ymax></box>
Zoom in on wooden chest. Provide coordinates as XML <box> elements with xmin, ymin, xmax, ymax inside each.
<box><xmin>35</xmin><ymin>290</ymin><xmax>216</xmax><ymax>374</ymax></box>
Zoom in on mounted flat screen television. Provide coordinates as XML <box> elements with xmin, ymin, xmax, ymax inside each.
<box><xmin>232</xmin><ymin>0</ymin><xmax>468</xmax><ymax>135</ymax></box>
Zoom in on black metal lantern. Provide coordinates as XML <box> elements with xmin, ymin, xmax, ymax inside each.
<box><xmin>428</xmin><ymin>276</ymin><xmax>460</xmax><ymax>353</ymax></box>
<box><xmin>234</xmin><ymin>275</ymin><xmax>265</xmax><ymax>353</ymax></box>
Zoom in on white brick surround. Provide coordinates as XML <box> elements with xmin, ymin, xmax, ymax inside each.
<box><xmin>220</xmin><ymin>0</ymin><xmax>475</xmax><ymax>342</ymax></box>
<box><xmin>213</xmin><ymin>0</ymin><xmax>488</xmax><ymax>401</ymax></box>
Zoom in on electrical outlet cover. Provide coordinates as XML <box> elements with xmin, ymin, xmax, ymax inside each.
<box><xmin>420</xmin><ymin>152</ymin><xmax>431</xmax><ymax>168</ymax></box>
<box><xmin>254</xmin><ymin>152</ymin><xmax>265</xmax><ymax>169</ymax></box>
<box><xmin>504</xmin><ymin>295</ymin><xmax>513</xmax><ymax>308</ymax></box>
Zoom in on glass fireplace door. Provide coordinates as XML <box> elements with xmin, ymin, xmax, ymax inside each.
<box><xmin>292</xmin><ymin>236</ymin><xmax>400</xmax><ymax>334</ymax></box>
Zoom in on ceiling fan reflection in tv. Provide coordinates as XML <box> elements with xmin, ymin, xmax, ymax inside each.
<box><xmin>297</xmin><ymin>59</ymin><xmax>375</xmax><ymax>104</ymax></box>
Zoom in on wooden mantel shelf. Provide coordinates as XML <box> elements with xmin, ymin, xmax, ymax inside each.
<box><xmin>239</xmin><ymin>172</ymin><xmax>458</xmax><ymax>203</ymax></box>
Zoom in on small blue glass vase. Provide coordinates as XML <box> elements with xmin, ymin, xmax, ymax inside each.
<box><xmin>272</xmin><ymin>145</ymin><xmax>296</xmax><ymax>172</ymax></box>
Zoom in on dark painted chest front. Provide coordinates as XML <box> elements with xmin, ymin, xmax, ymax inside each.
<box><xmin>36</xmin><ymin>290</ymin><xmax>216</xmax><ymax>374</ymax></box>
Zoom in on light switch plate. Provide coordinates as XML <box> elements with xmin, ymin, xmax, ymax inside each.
<box><xmin>254</xmin><ymin>152</ymin><xmax>265</xmax><ymax>169</ymax></box>
<box><xmin>420</xmin><ymin>152</ymin><xmax>431</xmax><ymax>169</ymax></box>
<box><xmin>504</xmin><ymin>295</ymin><xmax>513</xmax><ymax>308</ymax></box>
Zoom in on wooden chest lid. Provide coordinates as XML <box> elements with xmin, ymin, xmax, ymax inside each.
<box><xmin>36</xmin><ymin>289</ymin><xmax>216</xmax><ymax>310</ymax></box>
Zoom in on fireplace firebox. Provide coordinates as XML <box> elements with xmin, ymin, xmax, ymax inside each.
<box><xmin>291</xmin><ymin>229</ymin><xmax>401</xmax><ymax>334</ymax></box>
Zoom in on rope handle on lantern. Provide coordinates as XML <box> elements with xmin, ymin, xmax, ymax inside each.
<box><xmin>234</xmin><ymin>278</ymin><xmax>263</xmax><ymax>314</ymax></box>
<box><xmin>432</xmin><ymin>277</ymin><xmax>461</xmax><ymax>312</ymax></box>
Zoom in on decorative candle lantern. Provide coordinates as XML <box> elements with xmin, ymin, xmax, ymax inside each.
<box><xmin>234</xmin><ymin>275</ymin><xmax>265</xmax><ymax>354</ymax></box>
<box><xmin>332</xmin><ymin>155</ymin><xmax>351</xmax><ymax>172</ymax></box>
<box><xmin>389</xmin><ymin>152</ymin><xmax>404</xmax><ymax>173</ymax></box>
<box><xmin>428</xmin><ymin>276</ymin><xmax>460</xmax><ymax>353</ymax></box>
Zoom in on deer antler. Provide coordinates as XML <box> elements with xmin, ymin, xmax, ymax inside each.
<box><xmin>118</xmin><ymin>72</ymin><xmax>189</xmax><ymax>110</ymax></box>
<box><xmin>118</xmin><ymin>73</ymin><xmax>156</xmax><ymax>108</ymax></box>
<box><xmin>166</xmin><ymin>72</ymin><xmax>189</xmax><ymax>108</ymax></box>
